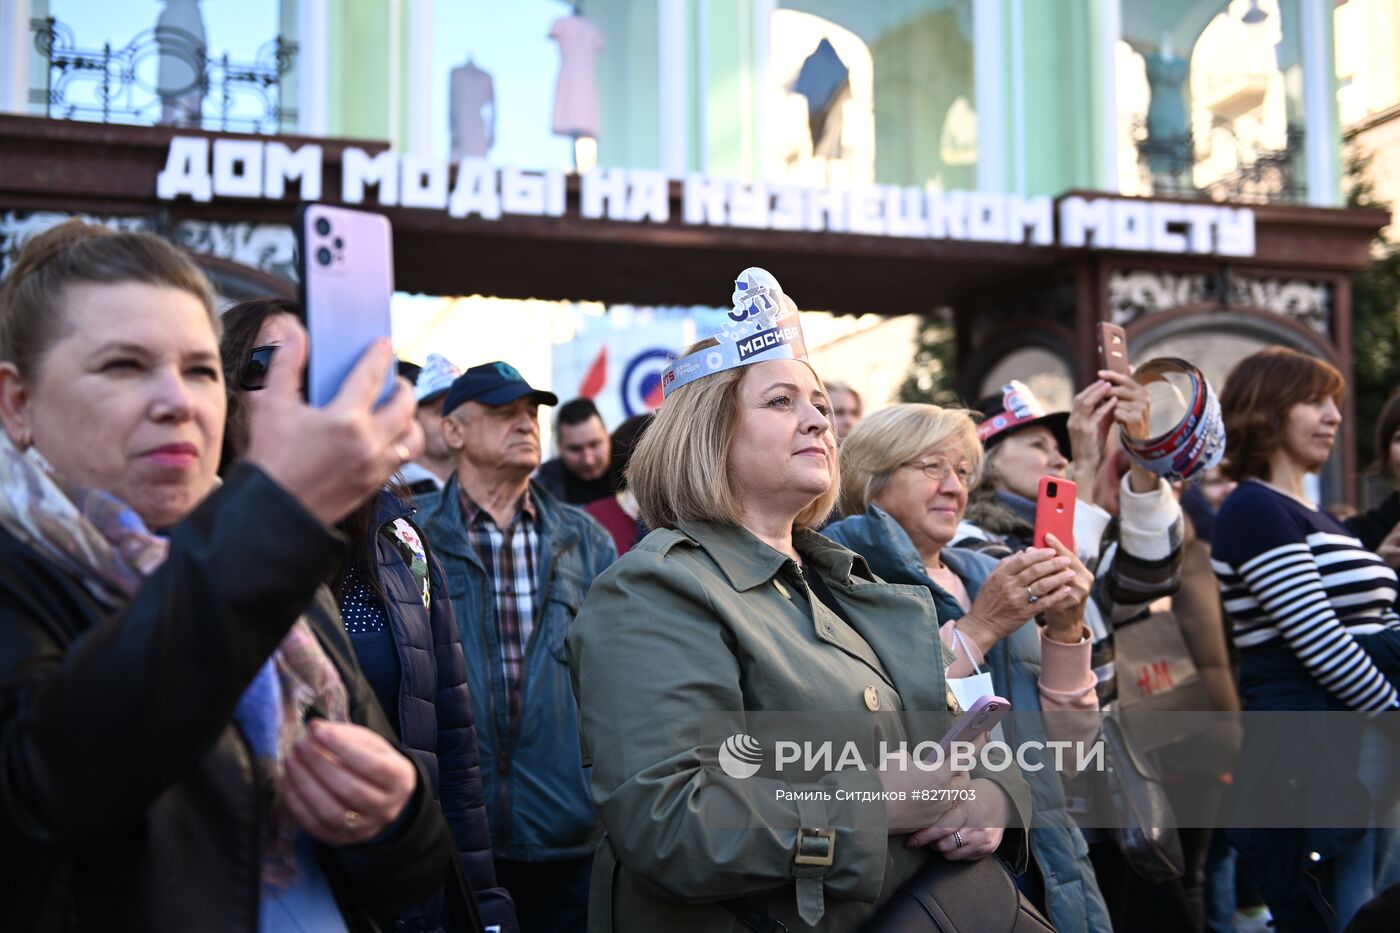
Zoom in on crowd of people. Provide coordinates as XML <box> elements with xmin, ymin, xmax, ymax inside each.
<box><xmin>2</xmin><ymin>221</ymin><xmax>1400</xmax><ymax>933</ymax></box>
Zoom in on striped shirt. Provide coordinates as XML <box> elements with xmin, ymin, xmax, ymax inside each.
<box><xmin>1211</xmin><ymin>479</ymin><xmax>1400</xmax><ymax>713</ymax></box>
<box><xmin>459</xmin><ymin>487</ymin><xmax>540</xmax><ymax>724</ymax></box>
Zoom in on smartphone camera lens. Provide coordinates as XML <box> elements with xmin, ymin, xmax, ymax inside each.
<box><xmin>314</xmin><ymin>217</ymin><xmax>331</xmax><ymax>236</ymax></box>
<box><xmin>316</xmin><ymin>246</ymin><xmax>333</xmax><ymax>266</ymax></box>
<box><xmin>1046</xmin><ymin>481</ymin><xmax>1058</xmax><ymax>497</ymax></box>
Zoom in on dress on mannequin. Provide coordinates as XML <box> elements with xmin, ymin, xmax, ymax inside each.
<box><xmin>549</xmin><ymin>13</ymin><xmax>606</xmax><ymax>139</ymax></box>
<box><xmin>790</xmin><ymin>38</ymin><xmax>850</xmax><ymax>157</ymax></box>
<box><xmin>449</xmin><ymin>59</ymin><xmax>496</xmax><ymax>160</ymax></box>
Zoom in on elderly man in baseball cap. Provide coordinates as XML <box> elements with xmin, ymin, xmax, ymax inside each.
<box><xmin>419</xmin><ymin>361</ymin><xmax>615</xmax><ymax>932</ymax></box>
<box><xmin>398</xmin><ymin>354</ymin><xmax>461</xmax><ymax>498</ymax></box>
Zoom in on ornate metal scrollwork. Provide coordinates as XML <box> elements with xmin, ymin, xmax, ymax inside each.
<box><xmin>1226</xmin><ymin>274</ymin><xmax>1330</xmax><ymax>334</ymax></box>
<box><xmin>1109</xmin><ymin>268</ymin><xmax>1331</xmax><ymax>336</ymax></box>
<box><xmin>1201</xmin><ymin>122</ymin><xmax>1306</xmax><ymax>205</ymax></box>
<box><xmin>1109</xmin><ymin>270</ymin><xmax>1220</xmax><ymax>325</ymax></box>
<box><xmin>2</xmin><ymin>212</ymin><xmax>297</xmax><ymax>287</ymax></box>
<box><xmin>1132</xmin><ymin>116</ymin><xmax>1306</xmax><ymax>204</ymax></box>
<box><xmin>29</xmin><ymin>16</ymin><xmax>297</xmax><ymax>133</ymax></box>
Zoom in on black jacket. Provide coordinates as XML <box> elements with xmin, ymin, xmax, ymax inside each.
<box><xmin>533</xmin><ymin>457</ymin><xmax>619</xmax><ymax>506</ymax></box>
<box><xmin>363</xmin><ymin>492</ymin><xmax>516</xmax><ymax>930</ymax></box>
<box><xmin>1346</xmin><ymin>489</ymin><xmax>1400</xmax><ymax>552</ymax></box>
<box><xmin>0</xmin><ymin>465</ymin><xmax>454</xmax><ymax>932</ymax></box>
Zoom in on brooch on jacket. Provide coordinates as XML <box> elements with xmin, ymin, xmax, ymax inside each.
<box><xmin>386</xmin><ymin>518</ymin><xmax>431</xmax><ymax>609</ymax></box>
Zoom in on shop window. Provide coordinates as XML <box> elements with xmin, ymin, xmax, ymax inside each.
<box><xmin>429</xmin><ymin>0</ymin><xmax>657</xmax><ymax>172</ymax></box>
<box><xmin>1118</xmin><ymin>0</ymin><xmax>1304</xmax><ymax>204</ymax></box>
<box><xmin>38</xmin><ymin>0</ymin><xmax>284</xmax><ymax>131</ymax></box>
<box><xmin>773</xmin><ymin>1</ymin><xmax>978</xmax><ymax>189</ymax></box>
<box><xmin>766</xmin><ymin>10</ymin><xmax>875</xmax><ymax>187</ymax></box>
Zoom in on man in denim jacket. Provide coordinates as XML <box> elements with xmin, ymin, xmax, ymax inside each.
<box><xmin>422</xmin><ymin>361</ymin><xmax>616</xmax><ymax>933</ymax></box>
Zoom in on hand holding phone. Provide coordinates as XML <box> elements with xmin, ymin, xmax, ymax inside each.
<box><xmin>1033</xmin><ymin>475</ymin><xmax>1076</xmax><ymax>552</ymax></box>
<box><xmin>938</xmin><ymin>694</ymin><xmax>1010</xmax><ymax>751</ymax></box>
<box><xmin>297</xmin><ymin>203</ymin><xmax>397</xmax><ymax>408</ymax></box>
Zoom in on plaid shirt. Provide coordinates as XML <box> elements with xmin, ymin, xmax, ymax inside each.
<box><xmin>459</xmin><ymin>486</ymin><xmax>540</xmax><ymax>724</ymax></box>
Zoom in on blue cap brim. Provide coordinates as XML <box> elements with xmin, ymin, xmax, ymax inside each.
<box><xmin>476</xmin><ymin>384</ymin><xmax>559</xmax><ymax>407</ymax></box>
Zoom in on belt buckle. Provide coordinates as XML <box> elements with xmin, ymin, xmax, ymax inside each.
<box><xmin>794</xmin><ymin>827</ymin><xmax>836</xmax><ymax>867</ymax></box>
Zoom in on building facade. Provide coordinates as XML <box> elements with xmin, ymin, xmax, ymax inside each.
<box><xmin>0</xmin><ymin>0</ymin><xmax>1386</xmax><ymax>501</ymax></box>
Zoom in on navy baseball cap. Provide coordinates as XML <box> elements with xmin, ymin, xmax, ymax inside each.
<box><xmin>441</xmin><ymin>361</ymin><xmax>559</xmax><ymax>416</ymax></box>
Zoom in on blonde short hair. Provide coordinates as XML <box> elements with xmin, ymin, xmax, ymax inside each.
<box><xmin>629</xmin><ymin>360</ymin><xmax>840</xmax><ymax>531</ymax></box>
<box><xmin>838</xmin><ymin>404</ymin><xmax>983</xmax><ymax>517</ymax></box>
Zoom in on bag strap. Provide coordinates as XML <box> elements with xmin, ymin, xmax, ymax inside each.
<box><xmin>949</xmin><ymin>624</ymin><xmax>985</xmax><ymax>676</ymax></box>
<box><xmin>442</xmin><ymin>853</ymin><xmax>487</xmax><ymax>933</ymax></box>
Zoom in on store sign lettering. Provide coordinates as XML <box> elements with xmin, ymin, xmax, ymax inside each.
<box><xmin>156</xmin><ymin>137</ymin><xmax>1256</xmax><ymax>257</ymax></box>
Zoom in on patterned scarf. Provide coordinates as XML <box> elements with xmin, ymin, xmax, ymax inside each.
<box><xmin>0</xmin><ymin>431</ymin><xmax>348</xmax><ymax>892</ymax></box>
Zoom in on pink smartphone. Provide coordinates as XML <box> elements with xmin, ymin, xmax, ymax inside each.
<box><xmin>939</xmin><ymin>694</ymin><xmax>1010</xmax><ymax>749</ymax></box>
<box><xmin>297</xmin><ymin>203</ymin><xmax>396</xmax><ymax>408</ymax></box>
<box><xmin>1033</xmin><ymin>475</ymin><xmax>1076</xmax><ymax>552</ymax></box>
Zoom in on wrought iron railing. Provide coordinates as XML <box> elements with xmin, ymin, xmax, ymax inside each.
<box><xmin>1135</xmin><ymin>128</ymin><xmax>1197</xmax><ymax>197</ymax></box>
<box><xmin>29</xmin><ymin>16</ymin><xmax>297</xmax><ymax>134</ymax></box>
<box><xmin>1201</xmin><ymin>122</ymin><xmax>1306</xmax><ymax>205</ymax></box>
<box><xmin>1132</xmin><ymin>115</ymin><xmax>1306</xmax><ymax>204</ymax></box>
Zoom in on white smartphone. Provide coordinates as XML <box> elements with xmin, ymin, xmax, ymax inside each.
<box><xmin>297</xmin><ymin>203</ymin><xmax>396</xmax><ymax>408</ymax></box>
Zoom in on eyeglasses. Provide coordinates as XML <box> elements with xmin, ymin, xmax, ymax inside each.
<box><xmin>242</xmin><ymin>345</ymin><xmax>276</xmax><ymax>391</ymax></box>
<box><xmin>901</xmin><ymin>455</ymin><xmax>976</xmax><ymax>487</ymax></box>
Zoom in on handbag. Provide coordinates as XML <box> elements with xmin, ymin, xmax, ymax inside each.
<box><xmin>857</xmin><ymin>855</ymin><xmax>1055</xmax><ymax>933</ymax></box>
<box><xmin>724</xmin><ymin>854</ymin><xmax>1053</xmax><ymax>933</ymax></box>
<box><xmin>1099</xmin><ymin>711</ymin><xmax>1185</xmax><ymax>885</ymax></box>
<box><xmin>1114</xmin><ymin>609</ymin><xmax>1215</xmax><ymax>752</ymax></box>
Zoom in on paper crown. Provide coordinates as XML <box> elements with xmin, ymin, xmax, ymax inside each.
<box><xmin>414</xmin><ymin>353</ymin><xmax>461</xmax><ymax>404</ymax></box>
<box><xmin>660</xmin><ymin>267</ymin><xmax>810</xmax><ymax>398</ymax></box>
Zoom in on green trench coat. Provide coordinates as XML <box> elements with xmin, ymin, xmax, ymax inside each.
<box><xmin>568</xmin><ymin>521</ymin><xmax>1032</xmax><ymax>932</ymax></box>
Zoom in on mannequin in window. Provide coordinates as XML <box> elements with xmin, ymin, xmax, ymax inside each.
<box><xmin>790</xmin><ymin>38</ymin><xmax>850</xmax><ymax>158</ymax></box>
<box><xmin>450</xmin><ymin>57</ymin><xmax>496</xmax><ymax>161</ymax></box>
<box><xmin>549</xmin><ymin>5</ymin><xmax>606</xmax><ymax>141</ymax></box>
<box><xmin>156</xmin><ymin>0</ymin><xmax>207</xmax><ymax>126</ymax></box>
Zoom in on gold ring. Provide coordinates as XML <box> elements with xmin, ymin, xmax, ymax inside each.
<box><xmin>340</xmin><ymin>809</ymin><xmax>361</xmax><ymax>835</ymax></box>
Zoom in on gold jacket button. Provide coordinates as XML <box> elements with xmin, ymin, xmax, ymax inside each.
<box><xmin>864</xmin><ymin>685</ymin><xmax>880</xmax><ymax>711</ymax></box>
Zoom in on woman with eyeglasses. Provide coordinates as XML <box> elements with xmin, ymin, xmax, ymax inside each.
<box><xmin>220</xmin><ymin>298</ymin><xmax>516</xmax><ymax>933</ymax></box>
<box><xmin>824</xmin><ymin>403</ymin><xmax>1109</xmax><ymax>933</ymax></box>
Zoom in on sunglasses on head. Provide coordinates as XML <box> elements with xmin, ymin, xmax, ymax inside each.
<box><xmin>242</xmin><ymin>345</ymin><xmax>277</xmax><ymax>391</ymax></box>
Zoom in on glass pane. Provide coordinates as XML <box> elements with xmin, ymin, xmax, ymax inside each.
<box><xmin>1117</xmin><ymin>0</ymin><xmax>1304</xmax><ymax>203</ymax></box>
<box><xmin>40</xmin><ymin>0</ymin><xmax>283</xmax><ymax>130</ymax></box>
<box><xmin>429</xmin><ymin>0</ymin><xmax>657</xmax><ymax>172</ymax></box>
<box><xmin>771</xmin><ymin>1</ymin><xmax>977</xmax><ymax>188</ymax></box>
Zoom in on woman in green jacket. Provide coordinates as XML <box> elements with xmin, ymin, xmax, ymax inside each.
<box><xmin>568</xmin><ymin>270</ymin><xmax>1032</xmax><ymax>932</ymax></box>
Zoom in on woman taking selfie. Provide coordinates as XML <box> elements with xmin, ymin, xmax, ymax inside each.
<box><xmin>1212</xmin><ymin>347</ymin><xmax>1400</xmax><ymax>930</ymax></box>
<box><xmin>0</xmin><ymin>221</ymin><xmax>452</xmax><ymax>931</ymax></box>
<box><xmin>568</xmin><ymin>270</ymin><xmax>1033</xmax><ymax>932</ymax></box>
